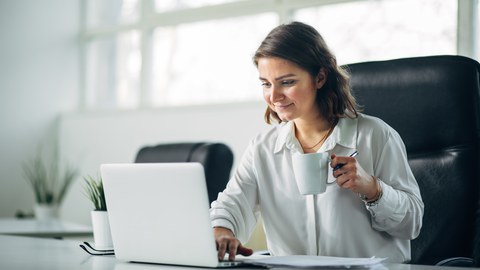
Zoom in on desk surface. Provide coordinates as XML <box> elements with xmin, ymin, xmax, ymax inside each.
<box><xmin>0</xmin><ymin>235</ymin><xmax>473</xmax><ymax>270</ymax></box>
<box><xmin>0</xmin><ymin>218</ymin><xmax>92</xmax><ymax>238</ymax></box>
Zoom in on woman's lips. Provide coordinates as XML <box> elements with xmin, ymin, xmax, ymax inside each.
<box><xmin>275</xmin><ymin>103</ymin><xmax>293</xmax><ymax>111</ymax></box>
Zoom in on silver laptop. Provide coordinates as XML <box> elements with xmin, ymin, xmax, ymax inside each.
<box><xmin>101</xmin><ymin>162</ymin><xmax>244</xmax><ymax>268</ymax></box>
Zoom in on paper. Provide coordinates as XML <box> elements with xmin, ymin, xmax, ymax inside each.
<box><xmin>244</xmin><ymin>255</ymin><xmax>387</xmax><ymax>268</ymax></box>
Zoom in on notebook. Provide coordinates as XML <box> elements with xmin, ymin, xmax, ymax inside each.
<box><xmin>100</xmin><ymin>162</ymin><xmax>245</xmax><ymax>268</ymax></box>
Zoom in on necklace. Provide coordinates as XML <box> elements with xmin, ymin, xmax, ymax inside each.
<box><xmin>301</xmin><ymin>126</ymin><xmax>333</xmax><ymax>150</ymax></box>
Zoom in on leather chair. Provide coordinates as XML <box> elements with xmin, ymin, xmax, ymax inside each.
<box><xmin>345</xmin><ymin>55</ymin><xmax>480</xmax><ymax>266</ymax></box>
<box><xmin>134</xmin><ymin>142</ymin><xmax>234</xmax><ymax>205</ymax></box>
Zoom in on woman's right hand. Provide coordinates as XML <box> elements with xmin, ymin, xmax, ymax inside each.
<box><xmin>213</xmin><ymin>227</ymin><xmax>253</xmax><ymax>261</ymax></box>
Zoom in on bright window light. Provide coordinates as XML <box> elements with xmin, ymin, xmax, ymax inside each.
<box><xmin>86</xmin><ymin>0</ymin><xmax>139</xmax><ymax>28</ymax></box>
<box><xmin>155</xmin><ymin>0</ymin><xmax>242</xmax><ymax>12</ymax></box>
<box><xmin>81</xmin><ymin>0</ymin><xmax>471</xmax><ymax>110</ymax></box>
<box><xmin>150</xmin><ymin>13</ymin><xmax>277</xmax><ymax>106</ymax></box>
<box><xmin>294</xmin><ymin>0</ymin><xmax>457</xmax><ymax>65</ymax></box>
<box><xmin>86</xmin><ymin>30</ymin><xmax>141</xmax><ymax>109</ymax></box>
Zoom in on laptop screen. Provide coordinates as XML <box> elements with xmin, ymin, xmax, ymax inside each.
<box><xmin>101</xmin><ymin>163</ymin><xmax>221</xmax><ymax>267</ymax></box>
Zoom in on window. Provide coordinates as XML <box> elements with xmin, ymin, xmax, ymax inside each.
<box><xmin>154</xmin><ymin>0</ymin><xmax>240</xmax><ymax>12</ymax></box>
<box><xmin>86</xmin><ymin>31</ymin><xmax>141</xmax><ymax>109</ymax></box>
<box><xmin>294</xmin><ymin>0</ymin><xmax>457</xmax><ymax>65</ymax></box>
<box><xmin>81</xmin><ymin>0</ymin><xmax>477</xmax><ymax>110</ymax></box>
<box><xmin>151</xmin><ymin>14</ymin><xmax>276</xmax><ymax>106</ymax></box>
<box><xmin>86</xmin><ymin>0</ymin><xmax>139</xmax><ymax>28</ymax></box>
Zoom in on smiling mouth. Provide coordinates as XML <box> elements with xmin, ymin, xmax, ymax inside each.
<box><xmin>275</xmin><ymin>103</ymin><xmax>293</xmax><ymax>110</ymax></box>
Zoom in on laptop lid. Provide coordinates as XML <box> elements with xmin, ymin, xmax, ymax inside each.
<box><xmin>101</xmin><ymin>163</ymin><xmax>222</xmax><ymax>268</ymax></box>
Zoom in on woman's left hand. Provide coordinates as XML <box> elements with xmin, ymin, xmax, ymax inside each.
<box><xmin>330</xmin><ymin>154</ymin><xmax>379</xmax><ymax>199</ymax></box>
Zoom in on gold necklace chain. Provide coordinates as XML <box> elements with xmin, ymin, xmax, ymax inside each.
<box><xmin>302</xmin><ymin>126</ymin><xmax>333</xmax><ymax>150</ymax></box>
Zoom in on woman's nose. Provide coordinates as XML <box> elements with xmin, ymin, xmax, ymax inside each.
<box><xmin>270</xmin><ymin>86</ymin><xmax>284</xmax><ymax>103</ymax></box>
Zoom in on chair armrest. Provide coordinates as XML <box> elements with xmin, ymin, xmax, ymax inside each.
<box><xmin>435</xmin><ymin>257</ymin><xmax>475</xmax><ymax>267</ymax></box>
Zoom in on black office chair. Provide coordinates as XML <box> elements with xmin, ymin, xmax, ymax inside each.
<box><xmin>135</xmin><ymin>142</ymin><xmax>234</xmax><ymax>205</ymax></box>
<box><xmin>345</xmin><ymin>55</ymin><xmax>480</xmax><ymax>267</ymax></box>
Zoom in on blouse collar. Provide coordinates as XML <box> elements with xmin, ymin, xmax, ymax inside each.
<box><xmin>273</xmin><ymin>116</ymin><xmax>359</xmax><ymax>154</ymax></box>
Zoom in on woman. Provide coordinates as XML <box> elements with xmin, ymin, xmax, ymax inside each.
<box><xmin>210</xmin><ymin>21</ymin><xmax>424</xmax><ymax>263</ymax></box>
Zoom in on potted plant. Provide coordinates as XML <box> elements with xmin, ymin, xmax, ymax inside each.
<box><xmin>84</xmin><ymin>175</ymin><xmax>112</xmax><ymax>249</ymax></box>
<box><xmin>22</xmin><ymin>148</ymin><xmax>78</xmax><ymax>220</ymax></box>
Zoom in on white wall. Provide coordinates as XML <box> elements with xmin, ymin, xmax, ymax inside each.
<box><xmin>0</xmin><ymin>0</ymin><xmax>79</xmax><ymax>217</ymax></box>
<box><xmin>0</xmin><ymin>0</ymin><xmax>270</xmax><ymax>240</ymax></box>
<box><xmin>59</xmin><ymin>102</ymin><xmax>270</xmax><ymax>225</ymax></box>
<box><xmin>0</xmin><ymin>0</ymin><xmax>270</xmax><ymax>250</ymax></box>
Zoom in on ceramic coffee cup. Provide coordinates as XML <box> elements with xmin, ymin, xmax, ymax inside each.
<box><xmin>292</xmin><ymin>152</ymin><xmax>330</xmax><ymax>195</ymax></box>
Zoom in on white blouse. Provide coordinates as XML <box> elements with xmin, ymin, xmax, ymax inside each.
<box><xmin>210</xmin><ymin>114</ymin><xmax>424</xmax><ymax>263</ymax></box>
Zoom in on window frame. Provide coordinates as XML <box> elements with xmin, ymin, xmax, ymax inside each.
<box><xmin>79</xmin><ymin>0</ymin><xmax>479</xmax><ymax>110</ymax></box>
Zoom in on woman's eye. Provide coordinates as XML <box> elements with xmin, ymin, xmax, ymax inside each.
<box><xmin>261</xmin><ymin>82</ymin><xmax>271</xmax><ymax>88</ymax></box>
<box><xmin>282</xmin><ymin>80</ymin><xmax>295</xmax><ymax>86</ymax></box>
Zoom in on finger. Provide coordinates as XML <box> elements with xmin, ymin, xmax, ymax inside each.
<box><xmin>333</xmin><ymin>168</ymin><xmax>345</xmax><ymax>178</ymax></box>
<box><xmin>336</xmin><ymin>168</ymin><xmax>353</xmax><ymax>185</ymax></box>
<box><xmin>331</xmin><ymin>154</ymin><xmax>348</xmax><ymax>169</ymax></box>
<box><xmin>339</xmin><ymin>178</ymin><xmax>353</xmax><ymax>188</ymax></box>
<box><xmin>237</xmin><ymin>245</ymin><xmax>254</xmax><ymax>257</ymax></box>
<box><xmin>330</xmin><ymin>154</ymin><xmax>339</xmax><ymax>168</ymax></box>
<box><xmin>331</xmin><ymin>156</ymin><xmax>349</xmax><ymax>170</ymax></box>
<box><xmin>333</xmin><ymin>158</ymin><xmax>358</xmax><ymax>176</ymax></box>
<box><xmin>336</xmin><ymin>174</ymin><xmax>349</xmax><ymax>186</ymax></box>
<box><xmin>337</xmin><ymin>170</ymin><xmax>360</xmax><ymax>190</ymax></box>
<box><xmin>217</xmin><ymin>240</ymin><xmax>227</xmax><ymax>261</ymax></box>
<box><xmin>227</xmin><ymin>241</ymin><xmax>239</xmax><ymax>261</ymax></box>
<box><xmin>333</xmin><ymin>163</ymin><xmax>351</xmax><ymax>177</ymax></box>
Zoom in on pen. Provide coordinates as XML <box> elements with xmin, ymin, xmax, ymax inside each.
<box><xmin>333</xmin><ymin>151</ymin><xmax>358</xmax><ymax>171</ymax></box>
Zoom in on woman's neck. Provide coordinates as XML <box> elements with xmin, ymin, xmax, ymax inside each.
<box><xmin>294</xmin><ymin>117</ymin><xmax>333</xmax><ymax>153</ymax></box>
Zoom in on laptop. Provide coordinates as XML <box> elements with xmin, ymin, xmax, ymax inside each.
<box><xmin>101</xmin><ymin>162</ymin><xmax>246</xmax><ymax>268</ymax></box>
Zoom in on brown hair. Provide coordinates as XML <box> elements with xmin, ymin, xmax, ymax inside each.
<box><xmin>253</xmin><ymin>21</ymin><xmax>360</xmax><ymax>125</ymax></box>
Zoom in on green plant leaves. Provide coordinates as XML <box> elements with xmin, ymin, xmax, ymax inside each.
<box><xmin>22</xmin><ymin>149</ymin><xmax>78</xmax><ymax>205</ymax></box>
<box><xmin>83</xmin><ymin>175</ymin><xmax>107</xmax><ymax>211</ymax></box>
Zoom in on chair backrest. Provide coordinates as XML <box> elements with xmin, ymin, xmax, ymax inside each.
<box><xmin>345</xmin><ymin>55</ymin><xmax>480</xmax><ymax>266</ymax></box>
<box><xmin>135</xmin><ymin>142</ymin><xmax>234</xmax><ymax>204</ymax></box>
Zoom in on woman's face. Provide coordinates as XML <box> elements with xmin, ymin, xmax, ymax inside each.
<box><xmin>257</xmin><ymin>57</ymin><xmax>326</xmax><ymax>122</ymax></box>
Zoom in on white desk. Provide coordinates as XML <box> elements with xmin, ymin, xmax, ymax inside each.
<box><xmin>0</xmin><ymin>218</ymin><xmax>92</xmax><ymax>238</ymax></box>
<box><xmin>0</xmin><ymin>235</ymin><xmax>472</xmax><ymax>270</ymax></box>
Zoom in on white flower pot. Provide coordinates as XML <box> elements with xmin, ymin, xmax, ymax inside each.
<box><xmin>91</xmin><ymin>210</ymin><xmax>113</xmax><ymax>249</ymax></box>
<box><xmin>34</xmin><ymin>203</ymin><xmax>59</xmax><ymax>220</ymax></box>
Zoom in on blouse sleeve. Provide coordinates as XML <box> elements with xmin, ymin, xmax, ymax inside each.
<box><xmin>209</xmin><ymin>139</ymin><xmax>260</xmax><ymax>243</ymax></box>
<box><xmin>367</xmin><ymin>129</ymin><xmax>424</xmax><ymax>240</ymax></box>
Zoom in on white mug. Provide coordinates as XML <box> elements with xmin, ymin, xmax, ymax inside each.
<box><xmin>292</xmin><ymin>152</ymin><xmax>330</xmax><ymax>195</ymax></box>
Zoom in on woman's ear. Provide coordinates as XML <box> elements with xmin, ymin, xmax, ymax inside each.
<box><xmin>315</xmin><ymin>68</ymin><xmax>328</xmax><ymax>89</ymax></box>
